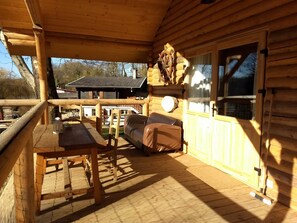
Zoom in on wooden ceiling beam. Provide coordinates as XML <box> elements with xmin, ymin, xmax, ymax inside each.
<box><xmin>45</xmin><ymin>31</ymin><xmax>152</xmax><ymax>48</ymax></box>
<box><xmin>3</xmin><ymin>29</ymin><xmax>152</xmax><ymax>56</ymax></box>
<box><xmin>5</xmin><ymin>36</ymin><xmax>150</xmax><ymax>62</ymax></box>
<box><xmin>24</xmin><ymin>0</ymin><xmax>43</xmax><ymax>28</ymax></box>
<box><xmin>4</xmin><ymin>32</ymin><xmax>35</xmax><ymax>41</ymax></box>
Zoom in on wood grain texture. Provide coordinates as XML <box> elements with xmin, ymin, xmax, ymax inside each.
<box><xmin>0</xmin><ymin>101</ymin><xmax>46</xmax><ymax>188</ymax></box>
<box><xmin>153</xmin><ymin>1</ymin><xmax>297</xmax><ymax>209</ymax></box>
<box><xmin>14</xmin><ymin>135</ymin><xmax>35</xmax><ymax>223</ymax></box>
<box><xmin>149</xmin><ymin>85</ymin><xmax>185</xmax><ymax>120</ymax></box>
<box><xmin>261</xmin><ymin>25</ymin><xmax>297</xmax><ymax>210</ymax></box>
<box><xmin>33</xmin><ymin>123</ymin><xmax>106</xmax><ymax>213</ymax></box>
<box><xmin>153</xmin><ymin>0</ymin><xmax>297</xmax><ymax>58</ymax></box>
<box><xmin>0</xmin><ymin>0</ymin><xmax>171</xmax><ymax>62</ymax></box>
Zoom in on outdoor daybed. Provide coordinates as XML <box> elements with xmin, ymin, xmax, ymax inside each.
<box><xmin>124</xmin><ymin>112</ymin><xmax>182</xmax><ymax>155</ymax></box>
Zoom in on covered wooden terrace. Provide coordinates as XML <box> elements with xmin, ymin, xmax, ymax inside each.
<box><xmin>1</xmin><ymin>0</ymin><xmax>297</xmax><ymax>222</ymax></box>
<box><xmin>2</xmin><ymin>102</ymin><xmax>297</xmax><ymax>222</ymax></box>
<box><xmin>36</xmin><ymin>137</ymin><xmax>297</xmax><ymax>222</ymax></box>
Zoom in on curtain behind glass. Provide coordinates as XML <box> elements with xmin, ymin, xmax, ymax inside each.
<box><xmin>188</xmin><ymin>53</ymin><xmax>212</xmax><ymax>113</ymax></box>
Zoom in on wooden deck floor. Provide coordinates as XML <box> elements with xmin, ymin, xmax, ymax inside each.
<box><xmin>36</xmin><ymin>137</ymin><xmax>297</xmax><ymax>223</ymax></box>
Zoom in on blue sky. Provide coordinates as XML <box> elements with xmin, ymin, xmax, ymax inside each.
<box><xmin>0</xmin><ymin>42</ymin><xmax>21</xmax><ymax>78</ymax></box>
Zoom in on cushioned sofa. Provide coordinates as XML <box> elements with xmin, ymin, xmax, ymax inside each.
<box><xmin>124</xmin><ymin>112</ymin><xmax>182</xmax><ymax>155</ymax></box>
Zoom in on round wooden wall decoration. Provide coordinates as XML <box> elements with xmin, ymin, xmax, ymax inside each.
<box><xmin>161</xmin><ymin>96</ymin><xmax>178</xmax><ymax>112</ymax></box>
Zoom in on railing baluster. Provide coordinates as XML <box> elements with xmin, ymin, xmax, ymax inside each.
<box><xmin>95</xmin><ymin>103</ymin><xmax>102</xmax><ymax>133</ymax></box>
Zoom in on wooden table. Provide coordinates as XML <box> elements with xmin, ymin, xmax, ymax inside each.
<box><xmin>33</xmin><ymin>123</ymin><xmax>106</xmax><ymax>214</ymax></box>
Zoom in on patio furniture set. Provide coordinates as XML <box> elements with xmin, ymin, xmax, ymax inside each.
<box><xmin>33</xmin><ymin>110</ymin><xmax>182</xmax><ymax>213</ymax></box>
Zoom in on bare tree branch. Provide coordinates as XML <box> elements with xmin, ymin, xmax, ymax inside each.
<box><xmin>0</xmin><ymin>30</ymin><xmax>37</xmax><ymax>97</ymax></box>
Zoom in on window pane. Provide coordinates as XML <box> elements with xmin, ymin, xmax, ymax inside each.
<box><xmin>188</xmin><ymin>54</ymin><xmax>212</xmax><ymax>113</ymax></box>
<box><xmin>217</xmin><ymin>43</ymin><xmax>258</xmax><ymax>120</ymax></box>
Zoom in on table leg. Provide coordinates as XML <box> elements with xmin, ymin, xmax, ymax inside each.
<box><xmin>35</xmin><ymin>154</ymin><xmax>46</xmax><ymax>214</ymax></box>
<box><xmin>90</xmin><ymin>148</ymin><xmax>103</xmax><ymax>204</ymax></box>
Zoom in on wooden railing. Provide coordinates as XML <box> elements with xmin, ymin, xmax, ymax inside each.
<box><xmin>48</xmin><ymin>98</ymin><xmax>149</xmax><ymax>133</ymax></box>
<box><xmin>0</xmin><ymin>98</ymin><xmax>149</xmax><ymax>222</ymax></box>
<box><xmin>0</xmin><ymin>100</ymin><xmax>46</xmax><ymax>222</ymax></box>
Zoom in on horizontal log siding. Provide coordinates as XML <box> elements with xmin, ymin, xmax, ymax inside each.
<box><xmin>153</xmin><ymin>0</ymin><xmax>297</xmax><ymax>59</ymax></box>
<box><xmin>149</xmin><ymin>85</ymin><xmax>184</xmax><ymax>120</ymax></box>
<box><xmin>153</xmin><ymin>0</ymin><xmax>297</xmax><ymax>210</ymax></box>
<box><xmin>262</xmin><ymin>25</ymin><xmax>297</xmax><ymax>210</ymax></box>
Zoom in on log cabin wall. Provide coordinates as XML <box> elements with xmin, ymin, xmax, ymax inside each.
<box><xmin>151</xmin><ymin>0</ymin><xmax>297</xmax><ymax>210</ymax></box>
<box><xmin>153</xmin><ymin>0</ymin><xmax>297</xmax><ymax>58</ymax></box>
<box><xmin>262</xmin><ymin>26</ymin><xmax>297</xmax><ymax>209</ymax></box>
<box><xmin>147</xmin><ymin>45</ymin><xmax>188</xmax><ymax>120</ymax></box>
<box><xmin>148</xmin><ymin>85</ymin><xmax>184</xmax><ymax>120</ymax></box>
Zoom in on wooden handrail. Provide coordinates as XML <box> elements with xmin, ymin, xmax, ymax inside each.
<box><xmin>48</xmin><ymin>98</ymin><xmax>149</xmax><ymax>133</ymax></box>
<box><xmin>0</xmin><ymin>98</ymin><xmax>148</xmax><ymax>157</ymax></box>
<box><xmin>0</xmin><ymin>98</ymin><xmax>148</xmax><ymax>222</ymax></box>
<box><xmin>0</xmin><ymin>101</ymin><xmax>47</xmax><ymax>187</ymax></box>
<box><xmin>48</xmin><ymin>98</ymin><xmax>149</xmax><ymax>106</ymax></box>
<box><xmin>0</xmin><ymin>99</ymin><xmax>40</xmax><ymax>106</ymax></box>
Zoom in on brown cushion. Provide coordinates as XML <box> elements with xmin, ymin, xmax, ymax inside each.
<box><xmin>146</xmin><ymin>113</ymin><xmax>182</xmax><ymax>127</ymax></box>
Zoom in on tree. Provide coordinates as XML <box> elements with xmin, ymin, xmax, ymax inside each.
<box><xmin>1</xmin><ymin>30</ymin><xmax>59</xmax><ymax>100</ymax></box>
<box><xmin>31</xmin><ymin>56</ymin><xmax>40</xmax><ymax>98</ymax></box>
<box><xmin>47</xmin><ymin>58</ymin><xmax>59</xmax><ymax>99</ymax></box>
<box><xmin>52</xmin><ymin>60</ymin><xmax>123</xmax><ymax>88</ymax></box>
<box><xmin>1</xmin><ymin>29</ymin><xmax>148</xmax><ymax>100</ymax></box>
<box><xmin>0</xmin><ymin>78</ymin><xmax>34</xmax><ymax>99</ymax></box>
<box><xmin>0</xmin><ymin>30</ymin><xmax>38</xmax><ymax>98</ymax></box>
<box><xmin>134</xmin><ymin>63</ymin><xmax>147</xmax><ymax>77</ymax></box>
<box><xmin>0</xmin><ymin>68</ymin><xmax>9</xmax><ymax>78</ymax></box>
<box><xmin>0</xmin><ymin>70</ymin><xmax>35</xmax><ymax>118</ymax></box>
<box><xmin>105</xmin><ymin>62</ymin><xmax>120</xmax><ymax>77</ymax></box>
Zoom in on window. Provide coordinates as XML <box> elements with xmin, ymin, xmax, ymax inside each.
<box><xmin>217</xmin><ymin>43</ymin><xmax>258</xmax><ymax>120</ymax></box>
<box><xmin>188</xmin><ymin>53</ymin><xmax>212</xmax><ymax>113</ymax></box>
<box><xmin>92</xmin><ymin>109</ymin><xmax>96</xmax><ymax>116</ymax></box>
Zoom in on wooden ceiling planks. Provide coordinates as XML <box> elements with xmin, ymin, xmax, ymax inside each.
<box><xmin>0</xmin><ymin>0</ymin><xmax>172</xmax><ymax>62</ymax></box>
<box><xmin>39</xmin><ymin>0</ymin><xmax>170</xmax><ymax>41</ymax></box>
<box><xmin>0</xmin><ymin>0</ymin><xmax>32</xmax><ymax>30</ymax></box>
<box><xmin>24</xmin><ymin>0</ymin><xmax>43</xmax><ymax>27</ymax></box>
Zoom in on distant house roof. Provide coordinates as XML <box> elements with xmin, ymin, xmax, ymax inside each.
<box><xmin>66</xmin><ymin>76</ymin><xmax>147</xmax><ymax>89</ymax></box>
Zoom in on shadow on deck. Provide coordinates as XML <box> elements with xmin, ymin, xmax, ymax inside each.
<box><xmin>37</xmin><ymin>137</ymin><xmax>297</xmax><ymax>223</ymax></box>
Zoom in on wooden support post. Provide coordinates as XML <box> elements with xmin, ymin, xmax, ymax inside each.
<box><xmin>14</xmin><ymin>135</ymin><xmax>35</xmax><ymax>223</ymax></box>
<box><xmin>79</xmin><ymin>104</ymin><xmax>83</xmax><ymax>121</ymax></box>
<box><xmin>142</xmin><ymin>102</ymin><xmax>149</xmax><ymax>116</ymax></box>
<box><xmin>34</xmin><ymin>28</ymin><xmax>49</xmax><ymax>124</ymax></box>
<box><xmin>95</xmin><ymin>103</ymin><xmax>102</xmax><ymax>133</ymax></box>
